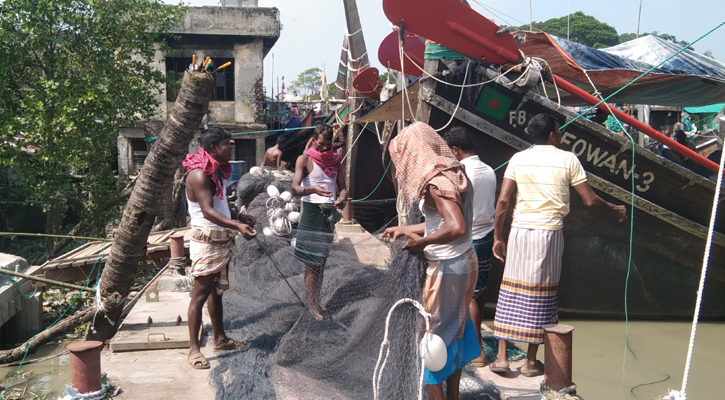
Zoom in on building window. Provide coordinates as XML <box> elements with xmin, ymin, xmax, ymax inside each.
<box><xmin>234</xmin><ymin>138</ymin><xmax>255</xmax><ymax>174</ymax></box>
<box><xmin>211</xmin><ymin>58</ymin><xmax>234</xmax><ymax>101</ymax></box>
<box><xmin>130</xmin><ymin>139</ymin><xmax>149</xmax><ymax>173</ymax></box>
<box><xmin>165</xmin><ymin>57</ymin><xmax>234</xmax><ymax>102</ymax></box>
<box><xmin>166</xmin><ymin>57</ymin><xmax>192</xmax><ymax>102</ymax></box>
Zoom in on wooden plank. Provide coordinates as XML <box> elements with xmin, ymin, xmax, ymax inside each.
<box><xmin>357</xmin><ymin>81</ymin><xmax>419</xmax><ymax>123</ymax></box>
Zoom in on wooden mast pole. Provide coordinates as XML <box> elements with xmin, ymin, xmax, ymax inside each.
<box><xmin>342</xmin><ymin>0</ymin><xmax>369</xmax><ymax>222</ymax></box>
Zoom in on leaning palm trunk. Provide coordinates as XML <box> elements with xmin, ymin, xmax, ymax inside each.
<box><xmin>90</xmin><ymin>71</ymin><xmax>214</xmax><ymax>340</ymax></box>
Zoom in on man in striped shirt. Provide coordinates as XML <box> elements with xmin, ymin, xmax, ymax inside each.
<box><xmin>490</xmin><ymin>113</ymin><xmax>626</xmax><ymax>376</ymax></box>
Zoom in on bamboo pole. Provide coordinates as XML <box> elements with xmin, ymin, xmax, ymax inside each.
<box><xmin>0</xmin><ymin>269</ymin><xmax>94</xmax><ymax>292</ymax></box>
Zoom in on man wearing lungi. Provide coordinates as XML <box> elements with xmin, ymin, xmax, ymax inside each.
<box><xmin>292</xmin><ymin>123</ymin><xmax>348</xmax><ymax>320</ymax></box>
<box><xmin>490</xmin><ymin>114</ymin><xmax>626</xmax><ymax>376</ymax></box>
<box><xmin>183</xmin><ymin>127</ymin><xmax>257</xmax><ymax>370</ymax></box>
<box><xmin>382</xmin><ymin>122</ymin><xmax>480</xmax><ymax>400</ymax></box>
<box><xmin>445</xmin><ymin>126</ymin><xmax>497</xmax><ymax>368</ymax></box>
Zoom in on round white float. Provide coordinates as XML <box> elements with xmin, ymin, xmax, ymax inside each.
<box><xmin>421</xmin><ymin>332</ymin><xmax>447</xmax><ymax>372</ymax></box>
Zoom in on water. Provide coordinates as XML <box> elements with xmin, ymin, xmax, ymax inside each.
<box><xmin>0</xmin><ymin>343</ymin><xmax>72</xmax><ymax>398</ymax></box>
<box><xmin>562</xmin><ymin>320</ymin><xmax>725</xmax><ymax>399</ymax></box>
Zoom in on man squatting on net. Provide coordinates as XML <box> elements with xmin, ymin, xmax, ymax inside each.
<box><xmin>292</xmin><ymin>123</ymin><xmax>348</xmax><ymax>320</ymax></box>
<box><xmin>183</xmin><ymin>127</ymin><xmax>258</xmax><ymax>370</ymax></box>
<box><xmin>445</xmin><ymin>126</ymin><xmax>497</xmax><ymax>369</ymax></box>
<box><xmin>489</xmin><ymin>114</ymin><xmax>626</xmax><ymax>377</ymax></box>
<box><xmin>382</xmin><ymin>122</ymin><xmax>480</xmax><ymax>400</ymax></box>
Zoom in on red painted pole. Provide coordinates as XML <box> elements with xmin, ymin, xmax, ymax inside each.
<box><xmin>552</xmin><ymin>75</ymin><xmax>720</xmax><ymax>173</ymax></box>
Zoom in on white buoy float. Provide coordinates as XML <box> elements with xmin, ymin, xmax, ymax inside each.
<box><xmin>266</xmin><ymin>185</ymin><xmax>280</xmax><ymax>199</ymax></box>
<box><xmin>287</xmin><ymin>211</ymin><xmax>300</xmax><ymax>223</ymax></box>
<box><xmin>249</xmin><ymin>166</ymin><xmax>262</xmax><ymax>177</ymax></box>
<box><xmin>273</xmin><ymin>218</ymin><xmax>286</xmax><ymax>232</ymax></box>
<box><xmin>421</xmin><ymin>332</ymin><xmax>447</xmax><ymax>372</ymax></box>
<box><xmin>262</xmin><ymin>227</ymin><xmax>272</xmax><ymax>236</ymax></box>
<box><xmin>284</xmin><ymin>203</ymin><xmax>298</xmax><ymax>212</ymax></box>
<box><xmin>279</xmin><ymin>191</ymin><xmax>292</xmax><ymax>202</ymax></box>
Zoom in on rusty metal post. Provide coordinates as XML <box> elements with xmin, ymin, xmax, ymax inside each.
<box><xmin>170</xmin><ymin>232</ymin><xmax>185</xmax><ymax>258</ymax></box>
<box><xmin>542</xmin><ymin>324</ymin><xmax>574</xmax><ymax>391</ymax></box>
<box><xmin>67</xmin><ymin>340</ymin><xmax>104</xmax><ymax>394</ymax></box>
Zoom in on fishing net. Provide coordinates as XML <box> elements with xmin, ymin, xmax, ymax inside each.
<box><xmin>208</xmin><ymin>181</ymin><xmax>503</xmax><ymax>399</ymax></box>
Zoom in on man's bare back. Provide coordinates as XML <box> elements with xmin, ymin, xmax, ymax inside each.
<box><xmin>261</xmin><ymin>145</ymin><xmax>283</xmax><ymax>167</ymax></box>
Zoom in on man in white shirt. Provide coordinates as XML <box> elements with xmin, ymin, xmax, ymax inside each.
<box><xmin>445</xmin><ymin>126</ymin><xmax>497</xmax><ymax>368</ymax></box>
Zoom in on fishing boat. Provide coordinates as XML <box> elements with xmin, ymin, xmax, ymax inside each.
<box><xmin>339</xmin><ymin>0</ymin><xmax>725</xmax><ymax>320</ymax></box>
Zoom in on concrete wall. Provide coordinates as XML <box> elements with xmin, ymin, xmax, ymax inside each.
<box><xmin>234</xmin><ymin>38</ymin><xmax>265</xmax><ymax>124</ymax></box>
<box><xmin>169</xmin><ymin>6</ymin><xmax>279</xmax><ymax>38</ymax></box>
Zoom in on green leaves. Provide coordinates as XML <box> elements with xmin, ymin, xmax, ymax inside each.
<box><xmin>0</xmin><ymin>0</ymin><xmax>185</xmax><ymax>227</ymax></box>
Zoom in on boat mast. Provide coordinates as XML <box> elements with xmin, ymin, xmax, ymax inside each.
<box><xmin>333</xmin><ymin>35</ymin><xmax>349</xmax><ymax>100</ymax></box>
<box><xmin>342</xmin><ymin>0</ymin><xmax>370</xmax><ymax>220</ymax></box>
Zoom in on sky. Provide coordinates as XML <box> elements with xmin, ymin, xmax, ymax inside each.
<box><xmin>167</xmin><ymin>0</ymin><xmax>725</xmax><ymax>96</ymax></box>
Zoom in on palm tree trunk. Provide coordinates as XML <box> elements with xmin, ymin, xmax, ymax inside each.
<box><xmin>89</xmin><ymin>71</ymin><xmax>214</xmax><ymax>340</ymax></box>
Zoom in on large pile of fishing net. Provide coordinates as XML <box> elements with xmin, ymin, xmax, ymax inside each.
<box><xmin>235</xmin><ymin>167</ymin><xmax>294</xmax><ymax>210</ymax></box>
<box><xmin>209</xmin><ymin>201</ymin><xmax>502</xmax><ymax>399</ymax></box>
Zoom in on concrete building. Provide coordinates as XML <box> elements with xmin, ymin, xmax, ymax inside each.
<box><xmin>118</xmin><ymin>1</ymin><xmax>280</xmax><ymax>176</ymax></box>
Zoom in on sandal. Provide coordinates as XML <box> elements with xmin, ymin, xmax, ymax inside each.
<box><xmin>188</xmin><ymin>352</ymin><xmax>210</xmax><ymax>370</ymax></box>
<box><xmin>521</xmin><ymin>360</ymin><xmax>545</xmax><ymax>377</ymax></box>
<box><xmin>213</xmin><ymin>338</ymin><xmax>249</xmax><ymax>351</ymax></box>
<box><xmin>489</xmin><ymin>360</ymin><xmax>510</xmax><ymax>373</ymax></box>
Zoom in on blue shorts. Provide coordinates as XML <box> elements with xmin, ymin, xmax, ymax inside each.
<box><xmin>472</xmin><ymin>231</ymin><xmax>493</xmax><ymax>298</ymax></box>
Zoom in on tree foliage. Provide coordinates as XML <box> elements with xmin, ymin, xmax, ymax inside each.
<box><xmin>515</xmin><ymin>12</ymin><xmax>693</xmax><ymax>50</ymax></box>
<box><xmin>515</xmin><ymin>12</ymin><xmax>619</xmax><ymax>48</ymax></box>
<box><xmin>0</xmin><ymin>0</ymin><xmax>186</xmax><ymax>239</ymax></box>
<box><xmin>289</xmin><ymin>67</ymin><xmax>322</xmax><ymax>97</ymax></box>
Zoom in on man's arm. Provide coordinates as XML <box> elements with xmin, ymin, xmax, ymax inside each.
<box><xmin>492</xmin><ymin>178</ymin><xmax>516</xmax><ymax>262</ymax></box>
<box><xmin>573</xmin><ymin>182</ymin><xmax>627</xmax><ymax>221</ymax></box>
<box><xmin>334</xmin><ymin>165</ymin><xmax>348</xmax><ymax>210</ymax></box>
<box><xmin>186</xmin><ymin>170</ymin><xmax>256</xmax><ymax>239</ymax></box>
<box><xmin>274</xmin><ymin>151</ymin><xmax>284</xmax><ymax>167</ymax></box>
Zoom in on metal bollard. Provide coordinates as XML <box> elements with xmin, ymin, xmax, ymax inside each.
<box><xmin>542</xmin><ymin>324</ymin><xmax>574</xmax><ymax>391</ymax></box>
<box><xmin>67</xmin><ymin>340</ymin><xmax>104</xmax><ymax>394</ymax></box>
<box><xmin>170</xmin><ymin>232</ymin><xmax>186</xmax><ymax>259</ymax></box>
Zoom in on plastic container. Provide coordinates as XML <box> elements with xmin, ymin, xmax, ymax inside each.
<box><xmin>225</xmin><ymin>160</ymin><xmax>246</xmax><ymax>183</ymax></box>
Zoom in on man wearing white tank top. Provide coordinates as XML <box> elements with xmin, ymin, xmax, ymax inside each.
<box><xmin>183</xmin><ymin>127</ymin><xmax>257</xmax><ymax>370</ymax></box>
<box><xmin>292</xmin><ymin>124</ymin><xmax>348</xmax><ymax>320</ymax></box>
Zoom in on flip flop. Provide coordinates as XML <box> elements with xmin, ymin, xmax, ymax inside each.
<box><xmin>188</xmin><ymin>352</ymin><xmax>210</xmax><ymax>370</ymax></box>
<box><xmin>521</xmin><ymin>360</ymin><xmax>545</xmax><ymax>377</ymax></box>
<box><xmin>489</xmin><ymin>360</ymin><xmax>510</xmax><ymax>373</ymax></box>
<box><xmin>213</xmin><ymin>338</ymin><xmax>249</xmax><ymax>351</ymax></box>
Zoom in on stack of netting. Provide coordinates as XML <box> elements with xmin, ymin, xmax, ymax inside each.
<box><xmin>210</xmin><ymin>192</ymin><xmax>501</xmax><ymax>399</ymax></box>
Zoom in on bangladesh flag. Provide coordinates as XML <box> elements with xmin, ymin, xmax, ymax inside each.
<box><xmin>476</xmin><ymin>87</ymin><xmax>513</xmax><ymax>120</ymax></box>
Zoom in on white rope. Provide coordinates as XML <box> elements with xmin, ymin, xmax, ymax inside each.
<box><xmin>670</xmin><ymin>134</ymin><xmax>725</xmax><ymax>400</ymax></box>
<box><xmin>398</xmin><ymin>35</ymin><xmax>416</xmax><ymax>126</ymax></box>
<box><xmin>435</xmin><ymin>62</ymin><xmax>470</xmax><ymax>132</ymax></box>
<box><xmin>345</xmin><ymin>28</ymin><xmax>363</xmax><ymax>37</ymax></box>
<box><xmin>404</xmin><ymin>51</ymin><xmax>528</xmax><ymax>88</ymax></box>
<box><xmin>372</xmin><ymin>298</ymin><xmax>431</xmax><ymax>400</ymax></box>
<box><xmin>60</xmin><ymin>385</ymin><xmax>108</xmax><ymax>400</ymax></box>
<box><xmin>341</xmin><ymin>122</ymin><xmax>369</xmax><ymax>163</ymax></box>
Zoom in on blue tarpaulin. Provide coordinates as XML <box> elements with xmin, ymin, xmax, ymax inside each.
<box><xmin>519</xmin><ymin>32</ymin><xmax>725</xmax><ymax>106</ymax></box>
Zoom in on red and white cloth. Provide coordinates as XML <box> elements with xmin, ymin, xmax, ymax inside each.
<box><xmin>306</xmin><ymin>147</ymin><xmax>342</xmax><ymax>178</ymax></box>
<box><xmin>182</xmin><ymin>147</ymin><xmax>231</xmax><ymax>199</ymax></box>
